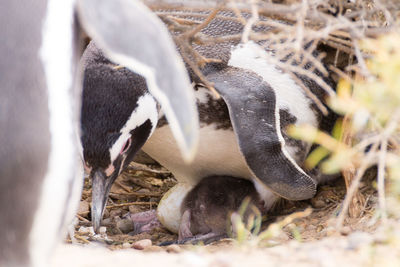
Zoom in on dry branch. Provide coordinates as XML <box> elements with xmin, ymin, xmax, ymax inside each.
<box><xmin>145</xmin><ymin>0</ymin><xmax>397</xmax><ymax>115</ymax></box>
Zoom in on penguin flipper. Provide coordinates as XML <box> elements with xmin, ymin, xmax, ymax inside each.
<box><xmin>206</xmin><ymin>67</ymin><xmax>316</xmax><ymax>200</ymax></box>
<box><xmin>77</xmin><ymin>0</ymin><xmax>198</xmax><ymax>161</ymax></box>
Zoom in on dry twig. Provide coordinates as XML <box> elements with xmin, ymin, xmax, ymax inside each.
<box><xmin>106</xmin><ymin>202</ymin><xmax>156</xmax><ymax>209</ymax></box>
<box><xmin>336</xmin><ymin>142</ymin><xmax>379</xmax><ymax>229</ymax></box>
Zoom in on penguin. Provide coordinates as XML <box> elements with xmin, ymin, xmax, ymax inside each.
<box><xmin>0</xmin><ymin>0</ymin><xmax>198</xmax><ymax>266</ymax></box>
<box><xmin>81</xmin><ymin>10</ymin><xmax>334</xmax><ymax>234</ymax></box>
<box><xmin>179</xmin><ymin>175</ymin><xmax>264</xmax><ymax>244</ymax></box>
<box><xmin>0</xmin><ymin>1</ymin><xmax>83</xmax><ymax>266</ymax></box>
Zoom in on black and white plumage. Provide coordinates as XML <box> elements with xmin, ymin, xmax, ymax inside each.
<box><xmin>79</xmin><ymin>1</ymin><xmax>199</xmax><ymax>232</ymax></box>
<box><xmin>0</xmin><ymin>1</ymin><xmax>83</xmax><ymax>266</ymax></box>
<box><xmin>77</xmin><ymin>0</ymin><xmax>199</xmax><ymax>159</ymax></box>
<box><xmin>149</xmin><ymin>42</ymin><xmax>325</xmax><ymax>233</ymax></box>
<box><xmin>0</xmin><ymin>0</ymin><xmax>198</xmax><ymax>266</ymax></box>
<box><xmin>80</xmin><ymin>10</ymin><xmax>334</xmax><ymax>234</ymax></box>
<box><xmin>81</xmin><ymin>43</ymin><xmax>160</xmax><ymax>232</ymax></box>
<box><xmin>179</xmin><ymin>175</ymin><xmax>263</xmax><ymax>244</ymax></box>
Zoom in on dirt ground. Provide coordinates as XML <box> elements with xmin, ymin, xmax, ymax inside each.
<box><xmin>57</xmin><ymin>158</ymin><xmax>398</xmax><ymax>267</ymax></box>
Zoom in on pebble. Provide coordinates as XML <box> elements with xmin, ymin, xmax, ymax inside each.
<box><xmin>78</xmin><ymin>226</ymin><xmax>95</xmax><ymax>236</ymax></box>
<box><xmin>166</xmin><ymin>244</ymin><xmax>181</xmax><ymax>253</ymax></box>
<box><xmin>109</xmin><ymin>209</ymin><xmax>122</xmax><ymax>218</ymax></box>
<box><xmin>136</xmin><ymin>188</ymin><xmax>150</xmax><ymax>194</ymax></box>
<box><xmin>326</xmin><ymin>226</ymin><xmax>336</xmax><ymax>236</ymax></box>
<box><xmin>143</xmin><ymin>245</ymin><xmax>164</xmax><ymax>252</ymax></box>
<box><xmin>113</xmin><ymin>216</ymin><xmax>121</xmax><ymax>223</ymax></box>
<box><xmin>340</xmin><ymin>226</ymin><xmax>351</xmax><ymax>236</ymax></box>
<box><xmin>129</xmin><ymin>205</ymin><xmax>142</xmax><ymax>214</ymax></box>
<box><xmin>78</xmin><ymin>200</ymin><xmax>90</xmax><ymax>214</ymax></box>
<box><xmin>99</xmin><ymin>227</ymin><xmax>107</xmax><ymax>235</ymax></box>
<box><xmin>122</xmin><ymin>242</ymin><xmax>132</xmax><ymax>249</ymax></box>
<box><xmin>116</xmin><ymin>218</ymin><xmax>135</xmax><ymax>233</ymax></box>
<box><xmin>311</xmin><ymin>199</ymin><xmax>326</xmax><ymax>209</ymax></box>
<box><xmin>102</xmin><ymin>218</ymin><xmax>112</xmax><ymax>226</ymax></box>
<box><xmin>132</xmin><ymin>239</ymin><xmax>152</xmax><ymax>250</ymax></box>
<box><xmin>316</xmin><ymin>225</ymin><xmax>324</xmax><ymax>233</ymax></box>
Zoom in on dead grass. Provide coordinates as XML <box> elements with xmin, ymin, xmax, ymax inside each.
<box><xmin>71</xmin><ymin>160</ymin><xmax>380</xmax><ymax>251</ymax></box>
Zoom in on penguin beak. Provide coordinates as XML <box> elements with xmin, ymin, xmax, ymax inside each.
<box><xmin>91</xmin><ymin>169</ymin><xmax>115</xmax><ymax>233</ymax></box>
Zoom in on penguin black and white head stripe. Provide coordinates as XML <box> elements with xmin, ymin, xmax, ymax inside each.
<box><xmin>78</xmin><ymin>1</ymin><xmax>199</xmax><ymax>232</ymax></box>
<box><xmin>77</xmin><ymin>0</ymin><xmax>199</xmax><ymax>161</ymax></box>
<box><xmin>80</xmin><ymin>42</ymin><xmax>159</xmax><ymax>232</ymax></box>
<box><xmin>0</xmin><ymin>0</ymin><xmax>198</xmax><ymax>266</ymax></box>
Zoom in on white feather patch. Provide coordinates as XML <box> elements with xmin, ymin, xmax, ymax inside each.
<box><xmin>228</xmin><ymin>41</ymin><xmax>317</xmax><ymax>127</ymax></box>
<box><xmin>194</xmin><ymin>86</ymin><xmax>212</xmax><ymax>104</ymax></box>
<box><xmin>109</xmin><ymin>93</ymin><xmax>158</xmax><ymax>163</ymax></box>
<box><xmin>30</xmin><ymin>0</ymin><xmax>81</xmax><ymax>266</ymax></box>
<box><xmin>228</xmin><ymin>41</ymin><xmax>316</xmax><ymax>177</ymax></box>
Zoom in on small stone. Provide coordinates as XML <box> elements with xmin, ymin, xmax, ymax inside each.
<box><xmin>325</xmin><ymin>226</ymin><xmax>336</xmax><ymax>236</ymax></box>
<box><xmin>132</xmin><ymin>239</ymin><xmax>152</xmax><ymax>250</ymax></box>
<box><xmin>136</xmin><ymin>188</ymin><xmax>150</xmax><ymax>194</ymax></box>
<box><xmin>129</xmin><ymin>206</ymin><xmax>142</xmax><ymax>214</ymax></box>
<box><xmin>78</xmin><ymin>226</ymin><xmax>95</xmax><ymax>236</ymax></box>
<box><xmin>99</xmin><ymin>227</ymin><xmax>107</xmax><ymax>235</ymax></box>
<box><xmin>116</xmin><ymin>218</ymin><xmax>135</xmax><ymax>233</ymax></box>
<box><xmin>311</xmin><ymin>199</ymin><xmax>325</xmax><ymax>209</ymax></box>
<box><xmin>122</xmin><ymin>242</ymin><xmax>132</xmax><ymax>249</ymax></box>
<box><xmin>316</xmin><ymin>225</ymin><xmax>324</xmax><ymax>233</ymax></box>
<box><xmin>144</xmin><ymin>245</ymin><xmax>163</xmax><ymax>252</ymax></box>
<box><xmin>166</xmin><ymin>244</ymin><xmax>181</xmax><ymax>253</ymax></box>
<box><xmin>102</xmin><ymin>218</ymin><xmax>112</xmax><ymax>226</ymax></box>
<box><xmin>340</xmin><ymin>226</ymin><xmax>352</xmax><ymax>236</ymax></box>
<box><xmin>110</xmin><ymin>209</ymin><xmax>122</xmax><ymax>218</ymax></box>
<box><xmin>78</xmin><ymin>201</ymin><xmax>89</xmax><ymax>214</ymax></box>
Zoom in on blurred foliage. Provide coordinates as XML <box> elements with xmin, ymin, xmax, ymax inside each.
<box><xmin>229</xmin><ymin>197</ymin><xmax>263</xmax><ymax>244</ymax></box>
<box><xmin>230</xmin><ymin>198</ymin><xmax>312</xmax><ymax>246</ymax></box>
<box><xmin>289</xmin><ymin>32</ymin><xmax>400</xmax><ymax>197</ymax></box>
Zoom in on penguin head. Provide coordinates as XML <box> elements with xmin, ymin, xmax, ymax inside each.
<box><xmin>80</xmin><ymin>43</ymin><xmax>159</xmax><ymax>231</ymax></box>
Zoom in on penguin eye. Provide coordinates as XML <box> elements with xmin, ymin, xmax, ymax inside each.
<box><xmin>120</xmin><ymin>138</ymin><xmax>131</xmax><ymax>154</ymax></box>
<box><xmin>83</xmin><ymin>161</ymin><xmax>92</xmax><ymax>172</ymax></box>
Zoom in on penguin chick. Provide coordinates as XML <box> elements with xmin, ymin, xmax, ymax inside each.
<box><xmin>179</xmin><ymin>176</ymin><xmax>264</xmax><ymax>243</ymax></box>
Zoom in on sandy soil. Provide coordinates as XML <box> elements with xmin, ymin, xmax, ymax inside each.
<box><xmin>59</xmin><ymin>161</ymin><xmax>398</xmax><ymax>266</ymax></box>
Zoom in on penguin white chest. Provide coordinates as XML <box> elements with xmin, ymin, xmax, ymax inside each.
<box><xmin>142</xmin><ymin>124</ymin><xmax>252</xmax><ymax>184</ymax></box>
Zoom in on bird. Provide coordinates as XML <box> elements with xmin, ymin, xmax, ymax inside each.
<box><xmin>0</xmin><ymin>0</ymin><xmax>198</xmax><ymax>266</ymax></box>
<box><xmin>0</xmin><ymin>1</ymin><xmax>84</xmax><ymax>266</ymax></box>
<box><xmin>80</xmin><ymin>10</ymin><xmax>336</xmax><ymax>234</ymax></box>
<box><xmin>179</xmin><ymin>175</ymin><xmax>264</xmax><ymax>244</ymax></box>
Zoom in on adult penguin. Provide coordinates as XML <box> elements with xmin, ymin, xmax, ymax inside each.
<box><xmin>80</xmin><ymin>9</ymin><xmax>335</xmax><ymax>234</ymax></box>
<box><xmin>0</xmin><ymin>0</ymin><xmax>197</xmax><ymax>266</ymax></box>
